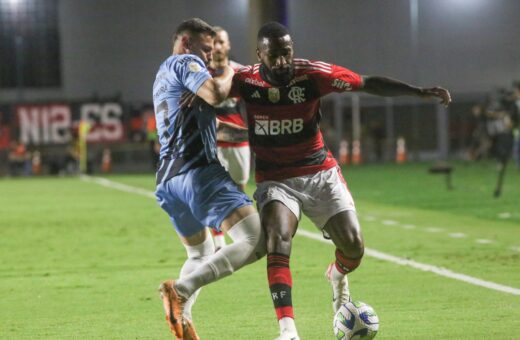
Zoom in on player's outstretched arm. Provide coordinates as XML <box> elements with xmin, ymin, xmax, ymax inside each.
<box><xmin>196</xmin><ymin>65</ymin><xmax>235</xmax><ymax>106</ymax></box>
<box><xmin>360</xmin><ymin>76</ymin><xmax>451</xmax><ymax>106</ymax></box>
<box><xmin>216</xmin><ymin>119</ymin><xmax>247</xmax><ymax>131</ymax></box>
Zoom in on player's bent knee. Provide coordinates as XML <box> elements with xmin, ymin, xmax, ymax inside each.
<box><xmin>184</xmin><ymin>234</ymin><xmax>215</xmax><ymax>259</ymax></box>
<box><xmin>334</xmin><ymin>226</ymin><xmax>364</xmax><ymax>259</ymax></box>
<box><xmin>227</xmin><ymin>212</ymin><xmax>266</xmax><ymax>261</ymax></box>
<box><xmin>344</xmin><ymin>233</ymin><xmax>364</xmax><ymax>258</ymax></box>
<box><xmin>228</xmin><ymin>213</ymin><xmax>261</xmax><ymax>244</ymax></box>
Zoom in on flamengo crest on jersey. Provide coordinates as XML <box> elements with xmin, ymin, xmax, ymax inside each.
<box><xmin>231</xmin><ymin>58</ymin><xmax>363</xmax><ymax>182</ymax></box>
<box><xmin>152</xmin><ymin>54</ymin><xmax>218</xmax><ymax>185</ymax></box>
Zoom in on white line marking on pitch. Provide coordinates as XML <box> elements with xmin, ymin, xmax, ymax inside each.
<box><xmin>382</xmin><ymin>220</ymin><xmax>398</xmax><ymax>226</ymax></box>
<box><xmin>80</xmin><ymin>175</ymin><xmax>156</xmax><ymax>199</ymax></box>
<box><xmin>401</xmin><ymin>224</ymin><xmax>416</xmax><ymax>230</ymax></box>
<box><xmin>425</xmin><ymin>227</ymin><xmax>443</xmax><ymax>233</ymax></box>
<box><xmin>511</xmin><ymin>247</ymin><xmax>520</xmax><ymax>252</ymax></box>
<box><xmin>81</xmin><ymin>175</ymin><xmax>520</xmax><ymax>296</ymax></box>
<box><xmin>448</xmin><ymin>233</ymin><xmax>466</xmax><ymax>238</ymax></box>
<box><xmin>476</xmin><ymin>239</ymin><xmax>494</xmax><ymax>244</ymax></box>
<box><xmin>498</xmin><ymin>212</ymin><xmax>511</xmax><ymax>219</ymax></box>
<box><xmin>362</xmin><ymin>215</ymin><xmax>377</xmax><ymax>222</ymax></box>
<box><xmin>297</xmin><ymin>229</ymin><xmax>520</xmax><ymax>296</ymax></box>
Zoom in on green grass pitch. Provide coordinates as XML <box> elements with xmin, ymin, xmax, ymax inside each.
<box><xmin>1</xmin><ymin>162</ymin><xmax>519</xmax><ymax>339</ymax></box>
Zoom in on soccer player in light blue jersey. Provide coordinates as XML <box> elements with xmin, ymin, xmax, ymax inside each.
<box><xmin>153</xmin><ymin>18</ymin><xmax>265</xmax><ymax>339</ymax></box>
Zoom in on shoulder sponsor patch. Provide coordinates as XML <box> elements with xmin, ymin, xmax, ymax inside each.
<box><xmin>188</xmin><ymin>62</ymin><xmax>202</xmax><ymax>73</ymax></box>
<box><xmin>332</xmin><ymin>78</ymin><xmax>352</xmax><ymax>90</ymax></box>
<box><xmin>268</xmin><ymin>88</ymin><xmax>280</xmax><ymax>103</ymax></box>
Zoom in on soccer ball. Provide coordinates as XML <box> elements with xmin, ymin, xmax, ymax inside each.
<box><xmin>333</xmin><ymin>301</ymin><xmax>379</xmax><ymax>339</ymax></box>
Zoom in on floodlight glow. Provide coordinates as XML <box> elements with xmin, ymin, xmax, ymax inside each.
<box><xmin>446</xmin><ymin>0</ymin><xmax>487</xmax><ymax>8</ymax></box>
<box><xmin>8</xmin><ymin>0</ymin><xmax>23</xmax><ymax>9</ymax></box>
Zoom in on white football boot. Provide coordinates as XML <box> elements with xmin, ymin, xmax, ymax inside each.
<box><xmin>325</xmin><ymin>263</ymin><xmax>351</xmax><ymax>314</ymax></box>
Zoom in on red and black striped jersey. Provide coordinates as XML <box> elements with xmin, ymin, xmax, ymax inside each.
<box><xmin>209</xmin><ymin>60</ymin><xmax>249</xmax><ymax>147</ymax></box>
<box><xmin>230</xmin><ymin>58</ymin><xmax>362</xmax><ymax>182</ymax></box>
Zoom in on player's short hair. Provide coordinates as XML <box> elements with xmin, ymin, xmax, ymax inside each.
<box><xmin>213</xmin><ymin>26</ymin><xmax>225</xmax><ymax>34</ymax></box>
<box><xmin>257</xmin><ymin>22</ymin><xmax>290</xmax><ymax>42</ymax></box>
<box><xmin>173</xmin><ymin>18</ymin><xmax>216</xmax><ymax>45</ymax></box>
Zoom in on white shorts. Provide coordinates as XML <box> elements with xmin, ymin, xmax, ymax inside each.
<box><xmin>217</xmin><ymin>145</ymin><xmax>251</xmax><ymax>185</ymax></box>
<box><xmin>253</xmin><ymin>166</ymin><xmax>356</xmax><ymax>229</ymax></box>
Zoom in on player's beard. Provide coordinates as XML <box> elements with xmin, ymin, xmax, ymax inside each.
<box><xmin>268</xmin><ymin>65</ymin><xmax>295</xmax><ymax>86</ymax></box>
<box><xmin>213</xmin><ymin>51</ymin><xmax>228</xmax><ymax>65</ymax></box>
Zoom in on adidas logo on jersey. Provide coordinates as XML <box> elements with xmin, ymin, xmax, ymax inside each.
<box><xmin>254</xmin><ymin>118</ymin><xmax>304</xmax><ymax>135</ymax></box>
<box><xmin>251</xmin><ymin>90</ymin><xmax>261</xmax><ymax>99</ymax></box>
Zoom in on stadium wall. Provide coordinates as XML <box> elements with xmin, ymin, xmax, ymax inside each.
<box><xmin>1</xmin><ymin>0</ymin><xmax>249</xmax><ymax>104</ymax></box>
<box><xmin>289</xmin><ymin>0</ymin><xmax>520</xmax><ymax>94</ymax></box>
<box><xmin>2</xmin><ymin>1</ymin><xmax>520</xmax><ymax>104</ymax></box>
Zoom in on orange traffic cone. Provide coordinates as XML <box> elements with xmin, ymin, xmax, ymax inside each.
<box><xmin>101</xmin><ymin>148</ymin><xmax>112</xmax><ymax>173</ymax></box>
<box><xmin>396</xmin><ymin>137</ymin><xmax>407</xmax><ymax>164</ymax></box>
<box><xmin>352</xmin><ymin>140</ymin><xmax>362</xmax><ymax>165</ymax></box>
<box><xmin>339</xmin><ymin>140</ymin><xmax>350</xmax><ymax>165</ymax></box>
<box><xmin>32</xmin><ymin>151</ymin><xmax>42</xmax><ymax>175</ymax></box>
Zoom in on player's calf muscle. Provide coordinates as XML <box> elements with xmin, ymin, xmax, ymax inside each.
<box><xmin>265</xmin><ymin>228</ymin><xmax>293</xmax><ymax>255</ymax></box>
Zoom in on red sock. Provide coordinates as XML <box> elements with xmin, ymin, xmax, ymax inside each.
<box><xmin>267</xmin><ymin>253</ymin><xmax>293</xmax><ymax>319</ymax></box>
<box><xmin>211</xmin><ymin>229</ymin><xmax>224</xmax><ymax>237</ymax></box>
<box><xmin>335</xmin><ymin>248</ymin><xmax>363</xmax><ymax>274</ymax></box>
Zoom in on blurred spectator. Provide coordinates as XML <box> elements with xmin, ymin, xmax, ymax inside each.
<box><xmin>485</xmin><ymin>101</ymin><xmax>513</xmax><ymax>164</ymax></box>
<box><xmin>64</xmin><ymin>128</ymin><xmax>80</xmax><ymax>174</ymax></box>
<box><xmin>129</xmin><ymin>109</ymin><xmax>145</xmax><ymax>142</ymax></box>
<box><xmin>510</xmin><ymin>82</ymin><xmax>520</xmax><ymax>168</ymax></box>
<box><xmin>143</xmin><ymin>108</ymin><xmax>160</xmax><ymax>169</ymax></box>
<box><xmin>8</xmin><ymin>140</ymin><xmax>31</xmax><ymax>176</ymax></box>
<box><xmin>467</xmin><ymin>104</ymin><xmax>490</xmax><ymax>161</ymax></box>
<box><xmin>0</xmin><ymin>111</ymin><xmax>10</xmax><ymax>150</ymax></box>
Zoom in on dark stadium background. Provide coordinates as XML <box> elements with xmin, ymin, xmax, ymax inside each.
<box><xmin>1</xmin><ymin>0</ymin><xmax>519</xmax><ymax>173</ymax></box>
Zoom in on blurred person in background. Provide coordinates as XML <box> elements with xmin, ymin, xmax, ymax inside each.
<box><xmin>231</xmin><ymin>22</ymin><xmax>451</xmax><ymax>340</ymax></box>
<box><xmin>153</xmin><ymin>18</ymin><xmax>265</xmax><ymax>339</ymax></box>
<box><xmin>8</xmin><ymin>140</ymin><xmax>31</xmax><ymax>176</ymax></box>
<box><xmin>143</xmin><ymin>108</ymin><xmax>160</xmax><ymax>169</ymax></box>
<box><xmin>468</xmin><ymin>104</ymin><xmax>490</xmax><ymax>161</ymax></box>
<box><xmin>64</xmin><ymin>128</ymin><xmax>80</xmax><ymax>174</ymax></box>
<box><xmin>511</xmin><ymin>82</ymin><xmax>520</xmax><ymax>169</ymax></box>
<box><xmin>485</xmin><ymin>100</ymin><xmax>514</xmax><ymax>164</ymax></box>
<box><xmin>208</xmin><ymin>26</ymin><xmax>251</xmax><ymax>251</ymax></box>
<box><xmin>483</xmin><ymin>95</ymin><xmax>514</xmax><ymax>197</ymax></box>
<box><xmin>0</xmin><ymin>111</ymin><xmax>10</xmax><ymax>151</ymax></box>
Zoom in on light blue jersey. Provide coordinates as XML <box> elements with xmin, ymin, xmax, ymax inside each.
<box><xmin>152</xmin><ymin>53</ymin><xmax>252</xmax><ymax>236</ymax></box>
<box><xmin>152</xmin><ymin>54</ymin><xmax>218</xmax><ymax>184</ymax></box>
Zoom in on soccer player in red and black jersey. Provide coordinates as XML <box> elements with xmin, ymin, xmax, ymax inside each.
<box><xmin>210</xmin><ymin>27</ymin><xmax>251</xmax><ymax>192</ymax></box>
<box><xmin>209</xmin><ymin>26</ymin><xmax>251</xmax><ymax>251</ymax></box>
<box><xmin>230</xmin><ymin>22</ymin><xmax>451</xmax><ymax>340</ymax></box>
